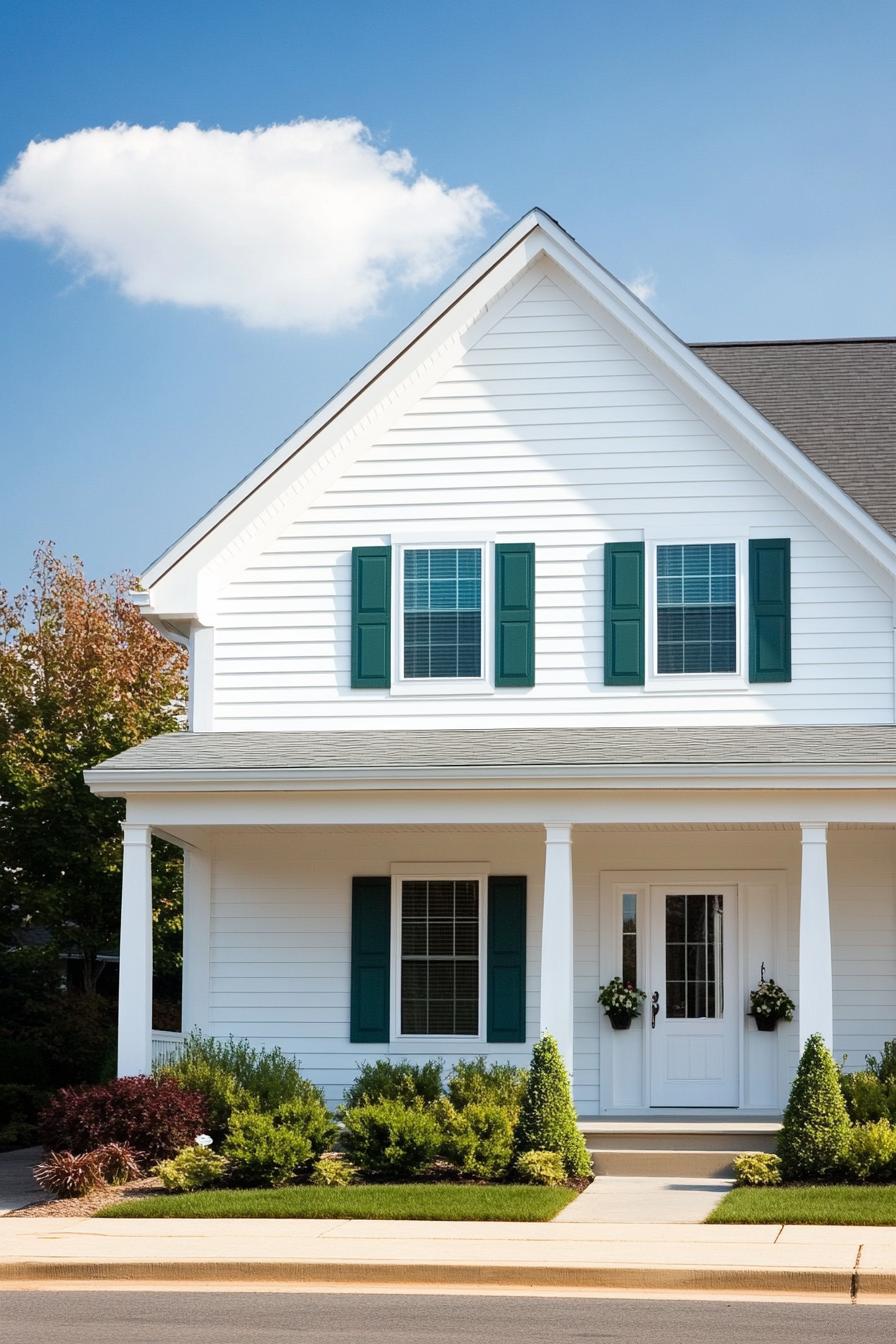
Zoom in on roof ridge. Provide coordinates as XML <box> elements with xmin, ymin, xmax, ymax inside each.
<box><xmin>691</xmin><ymin>337</ymin><xmax>896</xmax><ymax>349</ymax></box>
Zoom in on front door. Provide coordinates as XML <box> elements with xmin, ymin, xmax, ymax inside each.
<box><xmin>648</xmin><ymin>885</ymin><xmax>739</xmax><ymax>1107</ymax></box>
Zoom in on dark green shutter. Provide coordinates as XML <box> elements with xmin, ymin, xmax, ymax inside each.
<box><xmin>351</xmin><ymin>547</ymin><xmax>391</xmax><ymax>688</ymax></box>
<box><xmin>749</xmin><ymin>538</ymin><xmax>791</xmax><ymax>682</ymax></box>
<box><xmin>350</xmin><ymin>876</ymin><xmax>391</xmax><ymax>1042</ymax></box>
<box><xmin>487</xmin><ymin>876</ymin><xmax>526</xmax><ymax>1042</ymax></box>
<box><xmin>495</xmin><ymin>543</ymin><xmax>535</xmax><ymax>687</ymax></box>
<box><xmin>604</xmin><ymin>541</ymin><xmax>644</xmax><ymax>685</ymax></box>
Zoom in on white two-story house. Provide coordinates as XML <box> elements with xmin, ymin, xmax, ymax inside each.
<box><xmin>87</xmin><ymin>209</ymin><xmax>896</xmax><ymax>1120</ymax></box>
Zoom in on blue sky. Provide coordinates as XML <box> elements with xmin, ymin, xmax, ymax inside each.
<box><xmin>1</xmin><ymin>0</ymin><xmax>894</xmax><ymax>592</ymax></box>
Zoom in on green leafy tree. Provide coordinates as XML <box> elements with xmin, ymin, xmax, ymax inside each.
<box><xmin>0</xmin><ymin>543</ymin><xmax>187</xmax><ymax>992</ymax></box>
<box><xmin>513</xmin><ymin>1033</ymin><xmax>591</xmax><ymax>1178</ymax></box>
<box><xmin>778</xmin><ymin>1033</ymin><xmax>851</xmax><ymax>1181</ymax></box>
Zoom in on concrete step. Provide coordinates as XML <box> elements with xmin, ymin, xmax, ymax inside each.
<box><xmin>580</xmin><ymin>1119</ymin><xmax>780</xmax><ymax>1177</ymax></box>
<box><xmin>584</xmin><ymin>1130</ymin><xmax>779</xmax><ymax>1153</ymax></box>
<box><xmin>590</xmin><ymin>1148</ymin><xmax>743</xmax><ymax>1177</ymax></box>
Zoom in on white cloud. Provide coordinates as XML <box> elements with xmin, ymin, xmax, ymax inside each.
<box><xmin>625</xmin><ymin>270</ymin><xmax>656</xmax><ymax>304</ymax></box>
<box><xmin>0</xmin><ymin>119</ymin><xmax>495</xmax><ymax>330</ymax></box>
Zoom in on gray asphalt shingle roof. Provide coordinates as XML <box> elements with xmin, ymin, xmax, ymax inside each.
<box><xmin>693</xmin><ymin>339</ymin><xmax>896</xmax><ymax>539</ymax></box>
<box><xmin>90</xmin><ymin>726</ymin><xmax>896</xmax><ymax>774</ymax></box>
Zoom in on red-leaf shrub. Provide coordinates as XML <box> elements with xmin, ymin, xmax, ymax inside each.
<box><xmin>33</xmin><ymin>1150</ymin><xmax>107</xmax><ymax>1199</ymax></box>
<box><xmin>40</xmin><ymin>1076</ymin><xmax>207</xmax><ymax>1163</ymax></box>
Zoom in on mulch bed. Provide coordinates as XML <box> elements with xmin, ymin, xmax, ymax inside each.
<box><xmin>6</xmin><ymin>1176</ymin><xmax>165</xmax><ymax>1218</ymax></box>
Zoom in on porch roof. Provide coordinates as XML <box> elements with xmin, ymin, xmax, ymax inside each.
<box><xmin>89</xmin><ymin>725</ymin><xmax>896</xmax><ymax>780</ymax></box>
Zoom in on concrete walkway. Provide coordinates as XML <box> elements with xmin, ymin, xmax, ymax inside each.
<box><xmin>0</xmin><ymin>1150</ymin><xmax>47</xmax><ymax>1216</ymax></box>
<box><xmin>555</xmin><ymin>1176</ymin><xmax>733</xmax><ymax>1223</ymax></box>
<box><xmin>1</xmin><ymin>1215</ymin><xmax>895</xmax><ymax>1297</ymax></box>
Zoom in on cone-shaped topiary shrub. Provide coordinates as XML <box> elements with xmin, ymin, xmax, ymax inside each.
<box><xmin>513</xmin><ymin>1034</ymin><xmax>591</xmax><ymax>1179</ymax></box>
<box><xmin>777</xmin><ymin>1033</ymin><xmax>850</xmax><ymax>1181</ymax></box>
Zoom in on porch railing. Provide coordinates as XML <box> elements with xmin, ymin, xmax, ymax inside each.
<box><xmin>151</xmin><ymin>1030</ymin><xmax>184</xmax><ymax>1067</ymax></box>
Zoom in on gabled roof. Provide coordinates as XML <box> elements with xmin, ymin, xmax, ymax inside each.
<box><xmin>139</xmin><ymin>209</ymin><xmax>896</xmax><ymax>614</ymax></box>
<box><xmin>694</xmin><ymin>340</ymin><xmax>896</xmax><ymax>538</ymax></box>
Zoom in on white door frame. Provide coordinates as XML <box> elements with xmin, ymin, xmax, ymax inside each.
<box><xmin>597</xmin><ymin>869</ymin><xmax>790</xmax><ymax>1114</ymax></box>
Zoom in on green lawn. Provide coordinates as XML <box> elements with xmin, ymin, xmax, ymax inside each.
<box><xmin>97</xmin><ymin>1183</ymin><xmax>577</xmax><ymax>1221</ymax></box>
<box><xmin>708</xmin><ymin>1185</ymin><xmax>896</xmax><ymax>1226</ymax></box>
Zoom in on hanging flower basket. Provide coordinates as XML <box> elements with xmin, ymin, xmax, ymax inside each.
<box><xmin>598</xmin><ymin>977</ymin><xmax>646</xmax><ymax>1030</ymax></box>
<box><xmin>748</xmin><ymin>977</ymin><xmax>795</xmax><ymax>1032</ymax></box>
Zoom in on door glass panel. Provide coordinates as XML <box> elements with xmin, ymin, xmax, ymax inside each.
<box><xmin>665</xmin><ymin>893</ymin><xmax>724</xmax><ymax>1019</ymax></box>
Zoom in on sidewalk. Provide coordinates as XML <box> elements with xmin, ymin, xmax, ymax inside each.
<box><xmin>1</xmin><ymin>1216</ymin><xmax>895</xmax><ymax>1298</ymax></box>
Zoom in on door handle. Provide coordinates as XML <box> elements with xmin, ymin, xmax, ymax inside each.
<box><xmin>651</xmin><ymin>991</ymin><xmax>660</xmax><ymax>1028</ymax></box>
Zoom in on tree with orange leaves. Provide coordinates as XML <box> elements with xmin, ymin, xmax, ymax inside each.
<box><xmin>0</xmin><ymin>543</ymin><xmax>188</xmax><ymax>993</ymax></box>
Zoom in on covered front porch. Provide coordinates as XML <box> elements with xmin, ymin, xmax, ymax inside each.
<box><xmin>101</xmin><ymin>787</ymin><xmax>896</xmax><ymax>1118</ymax></box>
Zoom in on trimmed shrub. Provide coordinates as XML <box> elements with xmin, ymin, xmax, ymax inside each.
<box><xmin>91</xmin><ymin>1143</ymin><xmax>142</xmax><ymax>1185</ymax></box>
<box><xmin>839</xmin><ymin>1070</ymin><xmax>896</xmax><ymax>1124</ymax></box>
<box><xmin>270</xmin><ymin>1095</ymin><xmax>337</xmax><ymax>1159</ymax></box>
<box><xmin>40</xmin><ymin>1076</ymin><xmax>208</xmax><ymax>1163</ymax></box>
<box><xmin>310</xmin><ymin>1155</ymin><xmax>356</xmax><ymax>1187</ymax></box>
<box><xmin>447</xmin><ymin>1058</ymin><xmax>528</xmax><ymax>1113</ymax></box>
<box><xmin>513</xmin><ymin>1034</ymin><xmax>591</xmax><ymax>1179</ymax></box>
<box><xmin>843</xmin><ymin>1121</ymin><xmax>896</xmax><ymax>1183</ymax></box>
<box><xmin>341</xmin><ymin>1059</ymin><xmax>444</xmax><ymax>1111</ymax></box>
<box><xmin>439</xmin><ymin>1100</ymin><xmax>515</xmax><ymax>1180</ymax></box>
<box><xmin>33</xmin><ymin>1150</ymin><xmax>106</xmax><ymax>1199</ymax></box>
<box><xmin>158</xmin><ymin>1032</ymin><xmax>315</xmax><ymax>1129</ymax></box>
<box><xmin>341</xmin><ymin>1099</ymin><xmax>443</xmax><ymax>1177</ymax></box>
<box><xmin>778</xmin><ymin>1034</ymin><xmax>851</xmax><ymax>1182</ymax></box>
<box><xmin>155</xmin><ymin>1146</ymin><xmax>229</xmax><ymax>1192</ymax></box>
<box><xmin>514</xmin><ymin>1150</ymin><xmax>567</xmax><ymax>1187</ymax></box>
<box><xmin>733</xmin><ymin>1152</ymin><xmax>782</xmax><ymax>1187</ymax></box>
<box><xmin>222</xmin><ymin>1111</ymin><xmax>313</xmax><ymax>1187</ymax></box>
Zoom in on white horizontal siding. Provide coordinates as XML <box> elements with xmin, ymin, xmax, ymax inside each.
<box><xmin>212</xmin><ymin>266</ymin><xmax>893</xmax><ymax>729</ymax></box>
<box><xmin>202</xmin><ymin>827</ymin><xmax>895</xmax><ymax>1113</ymax></box>
<box><xmin>207</xmin><ymin>830</ymin><xmax>543</xmax><ymax>1109</ymax></box>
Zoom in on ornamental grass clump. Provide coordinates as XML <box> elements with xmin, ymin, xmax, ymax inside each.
<box><xmin>777</xmin><ymin>1033</ymin><xmax>850</xmax><ymax>1182</ymax></box>
<box><xmin>33</xmin><ymin>1150</ymin><xmax>107</xmax><ymax>1199</ymax></box>
<box><xmin>513</xmin><ymin>1034</ymin><xmax>591</xmax><ymax>1179</ymax></box>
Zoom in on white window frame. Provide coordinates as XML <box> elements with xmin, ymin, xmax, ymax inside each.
<box><xmin>644</xmin><ymin>535</ymin><xmax>749</xmax><ymax>694</ymax></box>
<box><xmin>390</xmin><ymin>863</ymin><xmax>489</xmax><ymax>1043</ymax></box>
<box><xmin>390</xmin><ymin>536</ymin><xmax>493</xmax><ymax>697</ymax></box>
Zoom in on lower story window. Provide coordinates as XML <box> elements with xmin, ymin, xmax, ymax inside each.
<box><xmin>400</xmin><ymin>878</ymin><xmax>480</xmax><ymax>1035</ymax></box>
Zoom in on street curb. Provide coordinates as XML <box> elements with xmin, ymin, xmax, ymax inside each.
<box><xmin>0</xmin><ymin>1260</ymin><xmax>884</xmax><ymax>1296</ymax></box>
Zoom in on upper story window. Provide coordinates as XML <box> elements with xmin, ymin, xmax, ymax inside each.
<box><xmin>402</xmin><ymin>547</ymin><xmax>482</xmax><ymax>679</ymax></box>
<box><xmin>656</xmin><ymin>543</ymin><xmax>736</xmax><ymax>675</ymax></box>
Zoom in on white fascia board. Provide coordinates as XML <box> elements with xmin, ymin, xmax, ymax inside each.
<box><xmin>140</xmin><ymin>210</ymin><xmax>547</xmax><ymax>610</ymax></box>
<box><xmin>83</xmin><ymin>763</ymin><xmax>896</xmax><ymax>796</ymax></box>
<box><xmin>532</xmin><ymin>220</ymin><xmax>896</xmax><ymax>590</ymax></box>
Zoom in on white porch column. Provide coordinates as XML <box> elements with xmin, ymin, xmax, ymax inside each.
<box><xmin>540</xmin><ymin>822</ymin><xmax>575</xmax><ymax>1072</ymax></box>
<box><xmin>117</xmin><ymin>823</ymin><xmax>153</xmax><ymax>1076</ymax></box>
<box><xmin>181</xmin><ymin>847</ymin><xmax>211</xmax><ymax>1035</ymax></box>
<box><xmin>799</xmin><ymin>822</ymin><xmax>834</xmax><ymax>1051</ymax></box>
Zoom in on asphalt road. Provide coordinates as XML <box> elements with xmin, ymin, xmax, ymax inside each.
<box><xmin>0</xmin><ymin>1291</ymin><xmax>893</xmax><ymax>1343</ymax></box>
